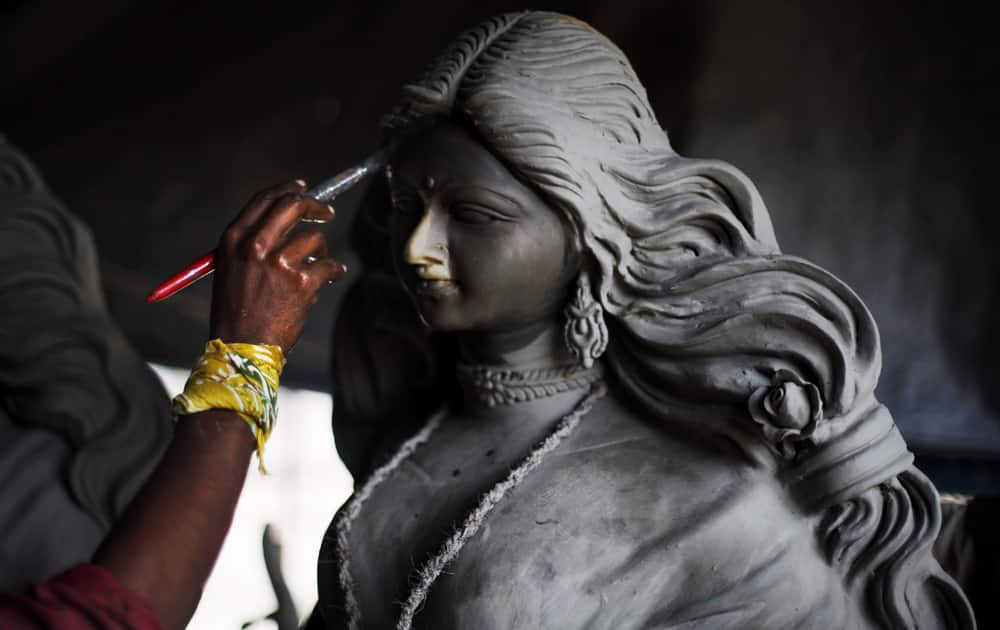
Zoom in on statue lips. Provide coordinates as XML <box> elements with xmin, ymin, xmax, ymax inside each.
<box><xmin>412</xmin><ymin>264</ymin><xmax>458</xmax><ymax>299</ymax></box>
<box><xmin>415</xmin><ymin>278</ymin><xmax>459</xmax><ymax>298</ymax></box>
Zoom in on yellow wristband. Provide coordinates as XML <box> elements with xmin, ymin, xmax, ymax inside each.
<box><xmin>172</xmin><ymin>339</ymin><xmax>286</xmax><ymax>473</ymax></box>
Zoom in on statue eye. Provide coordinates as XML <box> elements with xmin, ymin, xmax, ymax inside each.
<box><xmin>451</xmin><ymin>204</ymin><xmax>500</xmax><ymax>224</ymax></box>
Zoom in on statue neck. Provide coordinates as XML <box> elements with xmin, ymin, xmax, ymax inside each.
<box><xmin>454</xmin><ymin>319</ymin><xmax>602</xmax><ymax>412</ymax></box>
<box><xmin>455</xmin><ymin>319</ymin><xmax>574</xmax><ymax>370</ymax></box>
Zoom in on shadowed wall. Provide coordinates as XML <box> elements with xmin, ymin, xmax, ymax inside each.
<box><xmin>4</xmin><ymin>0</ymin><xmax>998</xmax><ymax>490</ymax></box>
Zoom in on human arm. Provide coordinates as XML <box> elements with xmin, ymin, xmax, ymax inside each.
<box><xmin>87</xmin><ymin>180</ymin><xmax>345</xmax><ymax>630</ymax></box>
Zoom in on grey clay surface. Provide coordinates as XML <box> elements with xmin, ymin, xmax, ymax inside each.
<box><xmin>307</xmin><ymin>11</ymin><xmax>977</xmax><ymax>630</ymax></box>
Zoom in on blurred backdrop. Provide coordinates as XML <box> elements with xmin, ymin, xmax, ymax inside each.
<box><xmin>4</xmin><ymin>0</ymin><xmax>999</xmax><ymax>493</ymax></box>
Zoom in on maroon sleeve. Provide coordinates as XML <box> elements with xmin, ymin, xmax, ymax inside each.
<box><xmin>0</xmin><ymin>564</ymin><xmax>162</xmax><ymax>630</ymax></box>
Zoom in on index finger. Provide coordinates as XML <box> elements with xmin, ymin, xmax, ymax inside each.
<box><xmin>229</xmin><ymin>179</ymin><xmax>306</xmax><ymax>235</ymax></box>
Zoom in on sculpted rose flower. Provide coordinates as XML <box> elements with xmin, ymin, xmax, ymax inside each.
<box><xmin>748</xmin><ymin>369</ymin><xmax>824</xmax><ymax>458</ymax></box>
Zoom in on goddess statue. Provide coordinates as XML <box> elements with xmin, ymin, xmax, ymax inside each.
<box><xmin>314</xmin><ymin>11</ymin><xmax>976</xmax><ymax>630</ymax></box>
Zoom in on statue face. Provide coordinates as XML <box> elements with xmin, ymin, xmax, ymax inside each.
<box><xmin>388</xmin><ymin>121</ymin><xmax>577</xmax><ymax>333</ymax></box>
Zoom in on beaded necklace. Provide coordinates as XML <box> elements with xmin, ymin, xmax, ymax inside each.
<box><xmin>332</xmin><ymin>371</ymin><xmax>607</xmax><ymax>630</ymax></box>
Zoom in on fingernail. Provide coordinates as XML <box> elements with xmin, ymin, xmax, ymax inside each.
<box><xmin>326</xmin><ymin>204</ymin><xmax>336</xmax><ymax>216</ymax></box>
<box><xmin>339</xmin><ymin>263</ymin><xmax>349</xmax><ymax>273</ymax></box>
<box><xmin>295</xmin><ymin>178</ymin><xmax>307</xmax><ymax>187</ymax></box>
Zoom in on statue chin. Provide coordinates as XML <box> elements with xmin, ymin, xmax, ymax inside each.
<box><xmin>408</xmin><ymin>290</ymin><xmax>465</xmax><ymax>331</ymax></box>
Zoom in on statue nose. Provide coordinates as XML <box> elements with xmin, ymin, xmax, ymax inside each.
<box><xmin>404</xmin><ymin>209</ymin><xmax>448</xmax><ymax>267</ymax></box>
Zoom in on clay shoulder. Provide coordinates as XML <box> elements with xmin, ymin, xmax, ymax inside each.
<box><xmin>501</xmin><ymin>392</ymin><xmax>807</xmax><ymax>547</ymax></box>
<box><xmin>549</xmin><ymin>393</ymin><xmax>766</xmax><ymax>490</ymax></box>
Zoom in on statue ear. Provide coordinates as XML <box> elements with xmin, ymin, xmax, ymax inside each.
<box><xmin>563</xmin><ymin>272</ymin><xmax>608</xmax><ymax>368</ymax></box>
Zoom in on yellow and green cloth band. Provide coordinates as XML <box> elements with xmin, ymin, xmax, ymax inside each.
<box><xmin>172</xmin><ymin>339</ymin><xmax>286</xmax><ymax>473</ymax></box>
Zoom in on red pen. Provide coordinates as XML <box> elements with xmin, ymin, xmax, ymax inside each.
<box><xmin>146</xmin><ymin>251</ymin><xmax>216</xmax><ymax>303</ymax></box>
<box><xmin>146</xmin><ymin>146</ymin><xmax>393</xmax><ymax>303</ymax></box>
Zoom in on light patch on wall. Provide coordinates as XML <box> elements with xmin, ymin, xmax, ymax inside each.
<box><xmin>150</xmin><ymin>363</ymin><xmax>354</xmax><ymax>629</ymax></box>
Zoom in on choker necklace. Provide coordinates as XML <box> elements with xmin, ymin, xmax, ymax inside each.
<box><xmin>455</xmin><ymin>361</ymin><xmax>605</xmax><ymax>407</ymax></box>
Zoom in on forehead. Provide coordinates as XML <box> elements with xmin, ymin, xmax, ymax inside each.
<box><xmin>388</xmin><ymin>121</ymin><xmax>513</xmax><ymax>189</ymax></box>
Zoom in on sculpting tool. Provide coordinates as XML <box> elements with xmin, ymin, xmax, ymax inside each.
<box><xmin>146</xmin><ymin>146</ymin><xmax>392</xmax><ymax>303</ymax></box>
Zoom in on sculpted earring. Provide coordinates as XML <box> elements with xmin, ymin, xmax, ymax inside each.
<box><xmin>563</xmin><ymin>272</ymin><xmax>608</xmax><ymax>369</ymax></box>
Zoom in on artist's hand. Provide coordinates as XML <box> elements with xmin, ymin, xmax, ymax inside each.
<box><xmin>210</xmin><ymin>180</ymin><xmax>346</xmax><ymax>352</ymax></box>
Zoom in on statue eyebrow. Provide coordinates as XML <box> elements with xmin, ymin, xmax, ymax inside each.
<box><xmin>387</xmin><ymin>173</ymin><xmax>421</xmax><ymax>199</ymax></box>
<box><xmin>386</xmin><ymin>165</ymin><xmax>439</xmax><ymax>198</ymax></box>
<box><xmin>387</xmin><ymin>172</ymin><xmax>523</xmax><ymax>215</ymax></box>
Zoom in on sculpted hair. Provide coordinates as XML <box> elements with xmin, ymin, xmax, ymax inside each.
<box><xmin>333</xmin><ymin>11</ymin><xmax>974</xmax><ymax>627</ymax></box>
<box><xmin>0</xmin><ymin>140</ymin><xmax>173</xmax><ymax>529</ymax></box>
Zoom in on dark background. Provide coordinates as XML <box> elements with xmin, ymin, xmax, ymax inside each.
<box><xmin>5</xmin><ymin>1</ymin><xmax>999</xmax><ymax>492</ymax></box>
